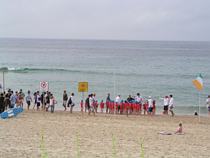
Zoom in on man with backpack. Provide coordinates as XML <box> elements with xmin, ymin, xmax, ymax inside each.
<box><xmin>67</xmin><ymin>93</ymin><xmax>75</xmax><ymax>113</ymax></box>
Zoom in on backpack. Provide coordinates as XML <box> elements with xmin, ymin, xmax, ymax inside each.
<box><xmin>68</xmin><ymin>97</ymin><xmax>72</xmax><ymax>105</ymax></box>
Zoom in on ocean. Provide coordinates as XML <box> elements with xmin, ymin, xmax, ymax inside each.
<box><xmin>0</xmin><ymin>38</ymin><xmax>210</xmax><ymax>115</ymax></box>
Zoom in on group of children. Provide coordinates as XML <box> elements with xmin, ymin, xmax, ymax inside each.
<box><xmin>77</xmin><ymin>93</ymin><xmax>158</xmax><ymax>116</ymax></box>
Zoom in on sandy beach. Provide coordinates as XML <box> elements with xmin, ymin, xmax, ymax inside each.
<box><xmin>0</xmin><ymin>110</ymin><xmax>210</xmax><ymax>158</ymax></box>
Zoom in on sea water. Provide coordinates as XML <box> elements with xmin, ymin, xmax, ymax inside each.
<box><xmin>0</xmin><ymin>38</ymin><xmax>210</xmax><ymax>115</ymax></box>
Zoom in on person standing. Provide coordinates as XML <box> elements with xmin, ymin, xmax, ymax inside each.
<box><xmin>148</xmin><ymin>96</ymin><xmax>153</xmax><ymax>115</ymax></box>
<box><xmin>162</xmin><ymin>96</ymin><xmax>169</xmax><ymax>115</ymax></box>
<box><xmin>115</xmin><ymin>95</ymin><xmax>121</xmax><ymax>114</ymax></box>
<box><xmin>19</xmin><ymin>89</ymin><xmax>25</xmax><ymax>107</ymax></box>
<box><xmin>4</xmin><ymin>92</ymin><xmax>10</xmax><ymax>110</ymax></box>
<box><xmin>169</xmin><ymin>94</ymin><xmax>175</xmax><ymax>117</ymax></box>
<box><xmin>68</xmin><ymin>93</ymin><xmax>75</xmax><ymax>113</ymax></box>
<box><xmin>36</xmin><ymin>91</ymin><xmax>41</xmax><ymax>110</ymax></box>
<box><xmin>0</xmin><ymin>93</ymin><xmax>5</xmax><ymax>113</ymax></box>
<box><xmin>106</xmin><ymin>93</ymin><xmax>111</xmax><ymax>113</ymax></box>
<box><xmin>135</xmin><ymin>93</ymin><xmax>142</xmax><ymax>114</ymax></box>
<box><xmin>62</xmin><ymin>90</ymin><xmax>68</xmax><ymax>111</ymax></box>
<box><xmin>50</xmin><ymin>94</ymin><xmax>56</xmax><ymax>113</ymax></box>
<box><xmin>88</xmin><ymin>94</ymin><xmax>95</xmax><ymax>116</ymax></box>
<box><xmin>26</xmin><ymin>90</ymin><xmax>32</xmax><ymax>110</ymax></box>
<box><xmin>10</xmin><ymin>91</ymin><xmax>17</xmax><ymax>108</ymax></box>
<box><xmin>206</xmin><ymin>95</ymin><xmax>210</xmax><ymax>116</ymax></box>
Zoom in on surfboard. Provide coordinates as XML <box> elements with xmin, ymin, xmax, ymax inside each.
<box><xmin>1</xmin><ymin>107</ymin><xmax>23</xmax><ymax>119</ymax></box>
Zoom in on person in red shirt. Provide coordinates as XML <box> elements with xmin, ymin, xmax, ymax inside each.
<box><xmin>143</xmin><ymin>101</ymin><xmax>148</xmax><ymax>115</ymax></box>
<box><xmin>100</xmin><ymin>100</ymin><xmax>104</xmax><ymax>113</ymax></box>
<box><xmin>80</xmin><ymin>100</ymin><xmax>84</xmax><ymax>113</ymax></box>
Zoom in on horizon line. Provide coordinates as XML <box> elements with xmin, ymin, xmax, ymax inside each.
<box><xmin>0</xmin><ymin>37</ymin><xmax>209</xmax><ymax>43</ymax></box>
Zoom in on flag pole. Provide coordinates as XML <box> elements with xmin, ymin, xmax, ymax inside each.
<box><xmin>198</xmin><ymin>91</ymin><xmax>201</xmax><ymax>122</ymax></box>
<box><xmin>3</xmin><ymin>71</ymin><xmax>5</xmax><ymax>92</ymax></box>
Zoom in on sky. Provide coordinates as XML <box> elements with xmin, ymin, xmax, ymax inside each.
<box><xmin>0</xmin><ymin>0</ymin><xmax>210</xmax><ymax>41</ymax></box>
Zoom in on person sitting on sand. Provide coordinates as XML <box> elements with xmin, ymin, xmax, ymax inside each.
<box><xmin>175</xmin><ymin>123</ymin><xmax>183</xmax><ymax>134</ymax></box>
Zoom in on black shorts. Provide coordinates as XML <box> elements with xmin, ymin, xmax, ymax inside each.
<box><xmin>27</xmin><ymin>101</ymin><xmax>31</xmax><ymax>106</ymax></box>
<box><xmin>148</xmin><ymin>107</ymin><xmax>153</xmax><ymax>112</ymax></box>
<box><xmin>37</xmin><ymin>102</ymin><xmax>41</xmax><ymax>107</ymax></box>
<box><xmin>164</xmin><ymin>105</ymin><xmax>168</xmax><ymax>111</ymax></box>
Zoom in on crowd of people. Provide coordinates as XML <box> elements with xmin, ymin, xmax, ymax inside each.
<box><xmin>63</xmin><ymin>92</ymin><xmax>175</xmax><ymax>117</ymax></box>
<box><xmin>1</xmin><ymin>88</ymin><xmax>210</xmax><ymax>117</ymax></box>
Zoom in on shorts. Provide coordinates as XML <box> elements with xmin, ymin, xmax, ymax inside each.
<box><xmin>208</xmin><ymin>106</ymin><xmax>210</xmax><ymax>112</ymax></box>
<box><xmin>89</xmin><ymin>106</ymin><xmax>95</xmax><ymax>112</ymax></box>
<box><xmin>169</xmin><ymin>106</ymin><xmax>174</xmax><ymax>110</ymax></box>
<box><xmin>37</xmin><ymin>102</ymin><xmax>41</xmax><ymax>107</ymax></box>
<box><xmin>164</xmin><ymin>105</ymin><xmax>168</xmax><ymax>111</ymax></box>
<box><xmin>148</xmin><ymin>107</ymin><xmax>153</xmax><ymax>112</ymax></box>
<box><xmin>27</xmin><ymin>101</ymin><xmax>31</xmax><ymax>106</ymax></box>
<box><xmin>63</xmin><ymin>100</ymin><xmax>67</xmax><ymax>107</ymax></box>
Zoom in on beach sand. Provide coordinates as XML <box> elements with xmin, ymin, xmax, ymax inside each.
<box><xmin>0</xmin><ymin>110</ymin><xmax>210</xmax><ymax>158</ymax></box>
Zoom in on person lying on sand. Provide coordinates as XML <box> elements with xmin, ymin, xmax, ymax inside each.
<box><xmin>158</xmin><ymin>123</ymin><xmax>184</xmax><ymax>135</ymax></box>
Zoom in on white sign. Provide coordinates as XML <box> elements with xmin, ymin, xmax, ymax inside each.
<box><xmin>40</xmin><ymin>81</ymin><xmax>49</xmax><ymax>92</ymax></box>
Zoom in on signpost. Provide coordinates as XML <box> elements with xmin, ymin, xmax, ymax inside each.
<box><xmin>78</xmin><ymin>82</ymin><xmax>88</xmax><ymax>106</ymax></box>
<box><xmin>40</xmin><ymin>81</ymin><xmax>49</xmax><ymax>92</ymax></box>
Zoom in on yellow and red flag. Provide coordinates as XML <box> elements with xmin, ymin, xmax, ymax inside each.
<box><xmin>192</xmin><ymin>74</ymin><xmax>203</xmax><ymax>91</ymax></box>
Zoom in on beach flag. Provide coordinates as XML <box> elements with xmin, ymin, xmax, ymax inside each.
<box><xmin>192</xmin><ymin>74</ymin><xmax>203</xmax><ymax>91</ymax></box>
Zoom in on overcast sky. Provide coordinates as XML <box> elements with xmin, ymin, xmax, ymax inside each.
<box><xmin>0</xmin><ymin>0</ymin><xmax>210</xmax><ymax>41</ymax></box>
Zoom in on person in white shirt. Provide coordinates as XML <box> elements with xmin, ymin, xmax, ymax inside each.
<box><xmin>36</xmin><ymin>91</ymin><xmax>41</xmax><ymax>110</ymax></box>
<box><xmin>88</xmin><ymin>94</ymin><xmax>95</xmax><ymax>116</ymax></box>
<box><xmin>135</xmin><ymin>93</ymin><xmax>142</xmax><ymax>114</ymax></box>
<box><xmin>206</xmin><ymin>95</ymin><xmax>210</xmax><ymax>116</ymax></box>
<box><xmin>115</xmin><ymin>95</ymin><xmax>121</xmax><ymax>114</ymax></box>
<box><xmin>169</xmin><ymin>94</ymin><xmax>175</xmax><ymax>117</ymax></box>
<box><xmin>25</xmin><ymin>90</ymin><xmax>32</xmax><ymax>110</ymax></box>
<box><xmin>50</xmin><ymin>94</ymin><xmax>56</xmax><ymax>113</ymax></box>
<box><xmin>162</xmin><ymin>96</ymin><xmax>169</xmax><ymax>115</ymax></box>
<box><xmin>135</xmin><ymin>93</ymin><xmax>142</xmax><ymax>104</ymax></box>
<box><xmin>68</xmin><ymin>93</ymin><xmax>75</xmax><ymax>113</ymax></box>
<box><xmin>148</xmin><ymin>96</ymin><xmax>153</xmax><ymax>115</ymax></box>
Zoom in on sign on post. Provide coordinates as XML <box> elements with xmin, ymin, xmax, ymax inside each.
<box><xmin>40</xmin><ymin>81</ymin><xmax>49</xmax><ymax>92</ymax></box>
<box><xmin>78</xmin><ymin>82</ymin><xmax>88</xmax><ymax>92</ymax></box>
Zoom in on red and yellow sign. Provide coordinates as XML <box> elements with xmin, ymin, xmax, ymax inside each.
<box><xmin>78</xmin><ymin>82</ymin><xmax>88</xmax><ymax>92</ymax></box>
